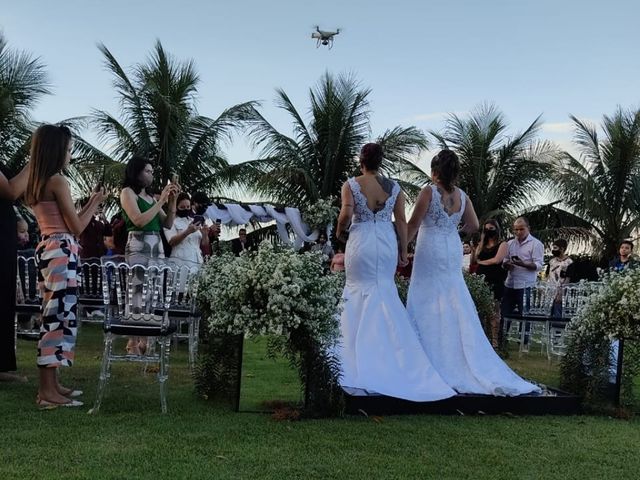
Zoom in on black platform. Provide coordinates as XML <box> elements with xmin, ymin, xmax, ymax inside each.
<box><xmin>343</xmin><ymin>387</ymin><xmax>581</xmax><ymax>416</ymax></box>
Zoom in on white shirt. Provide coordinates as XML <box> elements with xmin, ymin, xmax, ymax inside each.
<box><xmin>164</xmin><ymin>217</ymin><xmax>203</xmax><ymax>265</ymax></box>
<box><xmin>462</xmin><ymin>253</ymin><xmax>471</xmax><ymax>271</ymax></box>
<box><xmin>547</xmin><ymin>256</ymin><xmax>573</xmax><ymax>286</ymax></box>
<box><xmin>504</xmin><ymin>234</ymin><xmax>544</xmax><ymax>289</ymax></box>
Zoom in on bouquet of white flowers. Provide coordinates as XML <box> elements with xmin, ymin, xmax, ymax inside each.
<box><xmin>197</xmin><ymin>242</ymin><xmax>343</xmax><ymax>343</ymax></box>
<box><xmin>572</xmin><ymin>269</ymin><xmax>640</xmax><ymax>340</ymax></box>
<box><xmin>196</xmin><ymin>242</ymin><xmax>345</xmax><ymax>416</ymax></box>
<box><xmin>561</xmin><ymin>269</ymin><xmax>640</xmax><ymax>408</ymax></box>
<box><xmin>302</xmin><ymin>197</ymin><xmax>339</xmax><ymax>229</ymax></box>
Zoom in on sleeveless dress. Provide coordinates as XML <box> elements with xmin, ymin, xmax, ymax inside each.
<box><xmin>336</xmin><ymin>178</ymin><xmax>455</xmax><ymax>402</ymax></box>
<box><xmin>476</xmin><ymin>243</ymin><xmax>507</xmax><ymax>300</ymax></box>
<box><xmin>406</xmin><ymin>186</ymin><xmax>540</xmax><ymax>396</ymax></box>
<box><xmin>123</xmin><ymin>196</ymin><xmax>164</xmax><ymax>266</ymax></box>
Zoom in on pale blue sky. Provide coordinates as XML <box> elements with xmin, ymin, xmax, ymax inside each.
<box><xmin>2</xmin><ymin>0</ymin><xmax>639</xmax><ymax>166</ymax></box>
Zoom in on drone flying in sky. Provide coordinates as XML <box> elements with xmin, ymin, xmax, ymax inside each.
<box><xmin>311</xmin><ymin>26</ymin><xmax>341</xmax><ymax>49</ymax></box>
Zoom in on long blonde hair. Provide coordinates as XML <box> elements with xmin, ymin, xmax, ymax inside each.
<box><xmin>25</xmin><ymin>124</ymin><xmax>72</xmax><ymax>206</ymax></box>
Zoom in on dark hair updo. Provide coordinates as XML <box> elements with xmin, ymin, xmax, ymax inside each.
<box><xmin>360</xmin><ymin>143</ymin><xmax>384</xmax><ymax>171</ymax></box>
<box><xmin>431</xmin><ymin>149</ymin><xmax>460</xmax><ymax>192</ymax></box>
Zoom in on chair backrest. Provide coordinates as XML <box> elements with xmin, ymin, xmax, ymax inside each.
<box><xmin>101</xmin><ymin>259</ymin><xmax>178</xmax><ymax>328</ymax></box>
<box><xmin>168</xmin><ymin>261</ymin><xmax>201</xmax><ymax>312</ymax></box>
<box><xmin>78</xmin><ymin>257</ymin><xmax>103</xmax><ymax>300</ymax></box>
<box><xmin>16</xmin><ymin>255</ymin><xmax>40</xmax><ymax>306</ymax></box>
<box><xmin>526</xmin><ymin>282</ymin><xmax>557</xmax><ymax>315</ymax></box>
<box><xmin>562</xmin><ymin>282</ymin><xmax>595</xmax><ymax>318</ymax></box>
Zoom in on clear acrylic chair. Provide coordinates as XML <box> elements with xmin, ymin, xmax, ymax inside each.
<box><xmin>77</xmin><ymin>257</ymin><xmax>105</xmax><ymax>324</ymax></box>
<box><xmin>527</xmin><ymin>283</ymin><xmax>557</xmax><ymax>355</ymax></box>
<box><xmin>544</xmin><ymin>282</ymin><xmax>597</xmax><ymax>359</ymax></box>
<box><xmin>505</xmin><ymin>283</ymin><xmax>556</xmax><ymax>355</ymax></box>
<box><xmin>561</xmin><ymin>282</ymin><xmax>592</xmax><ymax>319</ymax></box>
<box><xmin>89</xmin><ymin>259</ymin><xmax>178</xmax><ymax>414</ymax></box>
<box><xmin>167</xmin><ymin>261</ymin><xmax>202</xmax><ymax>370</ymax></box>
<box><xmin>15</xmin><ymin>254</ymin><xmax>40</xmax><ymax>342</ymax></box>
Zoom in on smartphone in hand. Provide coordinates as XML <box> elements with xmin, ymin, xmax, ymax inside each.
<box><xmin>193</xmin><ymin>215</ymin><xmax>205</xmax><ymax>226</ymax></box>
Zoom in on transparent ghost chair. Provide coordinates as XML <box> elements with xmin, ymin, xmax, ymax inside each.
<box><xmin>166</xmin><ymin>260</ymin><xmax>202</xmax><ymax>370</ymax></box>
<box><xmin>15</xmin><ymin>254</ymin><xmax>40</xmax><ymax>342</ymax></box>
<box><xmin>77</xmin><ymin>257</ymin><xmax>105</xmax><ymax>324</ymax></box>
<box><xmin>89</xmin><ymin>259</ymin><xmax>178</xmax><ymax>414</ymax></box>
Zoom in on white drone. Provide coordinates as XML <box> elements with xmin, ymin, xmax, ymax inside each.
<box><xmin>311</xmin><ymin>26</ymin><xmax>340</xmax><ymax>49</ymax></box>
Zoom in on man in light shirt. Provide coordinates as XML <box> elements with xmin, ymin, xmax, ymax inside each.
<box><xmin>500</xmin><ymin>217</ymin><xmax>544</xmax><ymax>345</ymax></box>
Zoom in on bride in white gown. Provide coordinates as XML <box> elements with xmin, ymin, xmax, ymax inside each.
<box><xmin>406</xmin><ymin>150</ymin><xmax>540</xmax><ymax>396</ymax></box>
<box><xmin>335</xmin><ymin>143</ymin><xmax>455</xmax><ymax>402</ymax></box>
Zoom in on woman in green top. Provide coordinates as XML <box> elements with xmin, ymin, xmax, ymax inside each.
<box><xmin>120</xmin><ymin>156</ymin><xmax>179</xmax><ymax>264</ymax></box>
<box><xmin>119</xmin><ymin>156</ymin><xmax>179</xmax><ymax>355</ymax></box>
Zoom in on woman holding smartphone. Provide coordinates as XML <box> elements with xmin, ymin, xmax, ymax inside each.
<box><xmin>164</xmin><ymin>192</ymin><xmax>209</xmax><ymax>268</ymax></box>
<box><xmin>25</xmin><ymin>124</ymin><xmax>106</xmax><ymax>407</ymax></box>
<box><xmin>120</xmin><ymin>156</ymin><xmax>179</xmax><ymax>355</ymax></box>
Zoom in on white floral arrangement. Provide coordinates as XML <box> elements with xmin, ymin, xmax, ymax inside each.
<box><xmin>571</xmin><ymin>269</ymin><xmax>640</xmax><ymax>340</ymax></box>
<box><xmin>196</xmin><ymin>242</ymin><xmax>343</xmax><ymax>342</ymax></box>
<box><xmin>302</xmin><ymin>197</ymin><xmax>339</xmax><ymax>229</ymax></box>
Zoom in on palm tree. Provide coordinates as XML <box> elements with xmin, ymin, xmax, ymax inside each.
<box><xmin>429</xmin><ymin>104</ymin><xmax>555</xmax><ymax>223</ymax></box>
<box><xmin>72</xmin><ymin>41</ymin><xmax>258</xmax><ymax>196</ymax></box>
<box><xmin>223</xmin><ymin>72</ymin><xmax>429</xmax><ymax>207</ymax></box>
<box><xmin>549</xmin><ymin>108</ymin><xmax>640</xmax><ymax>260</ymax></box>
<box><xmin>0</xmin><ymin>33</ymin><xmax>50</xmax><ymax>170</ymax></box>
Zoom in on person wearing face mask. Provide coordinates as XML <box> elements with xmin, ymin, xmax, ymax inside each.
<box><xmin>546</xmin><ymin>239</ymin><xmax>573</xmax><ymax>317</ymax></box>
<box><xmin>164</xmin><ymin>192</ymin><xmax>209</xmax><ymax>268</ymax></box>
<box><xmin>120</xmin><ymin>156</ymin><xmax>179</xmax><ymax>355</ymax></box>
<box><xmin>475</xmin><ymin>220</ymin><xmax>508</xmax><ymax>300</ymax></box>
<box><xmin>475</xmin><ymin>219</ymin><xmax>508</xmax><ymax>345</ymax></box>
<box><xmin>191</xmin><ymin>191</ymin><xmax>209</xmax><ymax>217</ymax></box>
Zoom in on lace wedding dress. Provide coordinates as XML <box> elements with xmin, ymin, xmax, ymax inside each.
<box><xmin>336</xmin><ymin>178</ymin><xmax>455</xmax><ymax>401</ymax></box>
<box><xmin>406</xmin><ymin>185</ymin><xmax>540</xmax><ymax>396</ymax></box>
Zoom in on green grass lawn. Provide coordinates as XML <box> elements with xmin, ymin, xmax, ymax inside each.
<box><xmin>2</xmin><ymin>323</ymin><xmax>639</xmax><ymax>479</ymax></box>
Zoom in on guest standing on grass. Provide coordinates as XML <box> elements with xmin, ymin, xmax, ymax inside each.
<box><xmin>546</xmin><ymin>239</ymin><xmax>573</xmax><ymax>317</ymax></box>
<box><xmin>25</xmin><ymin>124</ymin><xmax>106</xmax><ymax>407</ymax></box>
<box><xmin>475</xmin><ymin>219</ymin><xmax>508</xmax><ymax>345</ymax></box>
<box><xmin>0</xmin><ymin>162</ymin><xmax>30</xmax><ymax>383</ymax></box>
<box><xmin>119</xmin><ymin>156</ymin><xmax>179</xmax><ymax>355</ymax></box>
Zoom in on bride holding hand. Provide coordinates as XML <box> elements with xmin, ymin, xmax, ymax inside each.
<box><xmin>334</xmin><ymin>143</ymin><xmax>454</xmax><ymax>402</ymax></box>
<box><xmin>406</xmin><ymin>150</ymin><xmax>539</xmax><ymax>396</ymax></box>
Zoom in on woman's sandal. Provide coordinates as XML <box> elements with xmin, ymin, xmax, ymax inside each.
<box><xmin>36</xmin><ymin>395</ymin><xmax>83</xmax><ymax>409</ymax></box>
<box><xmin>58</xmin><ymin>387</ymin><xmax>83</xmax><ymax>397</ymax></box>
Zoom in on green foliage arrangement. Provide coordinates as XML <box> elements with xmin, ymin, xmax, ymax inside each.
<box><xmin>196</xmin><ymin>242</ymin><xmax>344</xmax><ymax>416</ymax></box>
<box><xmin>561</xmin><ymin>270</ymin><xmax>640</xmax><ymax>408</ymax></box>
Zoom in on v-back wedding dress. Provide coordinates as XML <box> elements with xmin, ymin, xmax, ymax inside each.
<box><xmin>406</xmin><ymin>185</ymin><xmax>540</xmax><ymax>396</ymax></box>
<box><xmin>336</xmin><ymin>178</ymin><xmax>455</xmax><ymax>401</ymax></box>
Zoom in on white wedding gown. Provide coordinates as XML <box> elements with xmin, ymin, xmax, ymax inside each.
<box><xmin>336</xmin><ymin>178</ymin><xmax>455</xmax><ymax>402</ymax></box>
<box><xmin>407</xmin><ymin>185</ymin><xmax>540</xmax><ymax>396</ymax></box>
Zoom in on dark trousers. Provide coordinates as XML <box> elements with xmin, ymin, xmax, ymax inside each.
<box><xmin>500</xmin><ymin>286</ymin><xmax>531</xmax><ymax>345</ymax></box>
